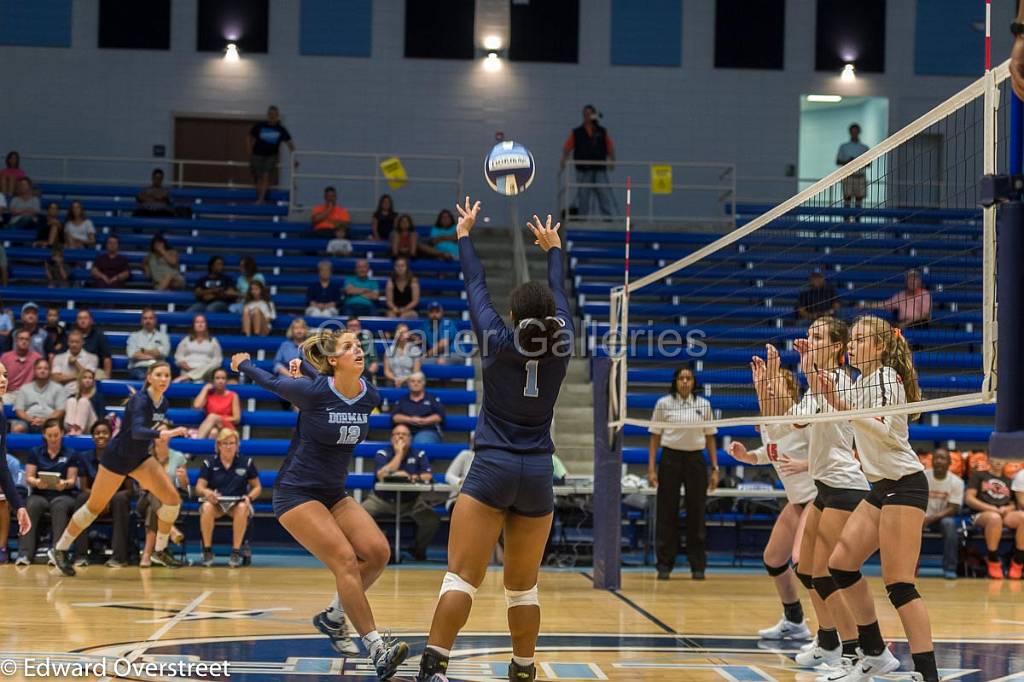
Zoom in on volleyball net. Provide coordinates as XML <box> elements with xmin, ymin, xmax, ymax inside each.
<box><xmin>605</xmin><ymin>62</ymin><xmax>1010</xmax><ymax>433</ymax></box>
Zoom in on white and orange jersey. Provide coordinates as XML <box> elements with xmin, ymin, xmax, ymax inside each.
<box><xmin>849</xmin><ymin>366</ymin><xmax>923</xmax><ymax>482</ymax></box>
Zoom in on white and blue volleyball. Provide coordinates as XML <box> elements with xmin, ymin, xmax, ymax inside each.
<box><xmin>484</xmin><ymin>140</ymin><xmax>536</xmax><ymax>196</ymax></box>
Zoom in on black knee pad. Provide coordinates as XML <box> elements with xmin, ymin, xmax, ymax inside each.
<box><xmin>796</xmin><ymin>571</ymin><xmax>815</xmax><ymax>591</ymax></box>
<box><xmin>812</xmin><ymin>575</ymin><xmax>839</xmax><ymax>600</ymax></box>
<box><xmin>829</xmin><ymin>566</ymin><xmax>863</xmax><ymax>589</ymax></box>
<box><xmin>764</xmin><ymin>561</ymin><xmax>790</xmax><ymax>577</ymax></box>
<box><xmin>885</xmin><ymin>582</ymin><xmax>920</xmax><ymax>609</ymax></box>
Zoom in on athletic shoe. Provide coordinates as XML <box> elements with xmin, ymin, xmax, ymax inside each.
<box><xmin>201</xmin><ymin>551</ymin><xmax>215</xmax><ymax>567</ymax></box>
<box><xmin>987</xmin><ymin>560</ymin><xmax>1004</xmax><ymax>580</ymax></box>
<box><xmin>508</xmin><ymin>660</ymin><xmax>536</xmax><ymax>681</ymax></box>
<box><xmin>692</xmin><ymin>571</ymin><xmax>706</xmax><ymax>580</ymax></box>
<box><xmin>14</xmin><ymin>555</ymin><xmax>30</xmax><ymax>567</ymax></box>
<box><xmin>758</xmin><ymin>617</ymin><xmax>812</xmax><ymax>640</ymax></box>
<box><xmin>311</xmin><ymin>611</ymin><xmax>360</xmax><ymax>656</ymax></box>
<box><xmin>105</xmin><ymin>558</ymin><xmax>127</xmax><ymax>568</ymax></box>
<box><xmin>1009</xmin><ymin>561</ymin><xmax>1023</xmax><ymax>580</ymax></box>
<box><xmin>417</xmin><ymin>646</ymin><xmax>450</xmax><ymax>681</ymax></box>
<box><xmin>228</xmin><ymin>550</ymin><xmax>243</xmax><ymax>568</ymax></box>
<box><xmin>795</xmin><ymin>643</ymin><xmax>842</xmax><ymax>669</ymax></box>
<box><xmin>419</xmin><ymin>675</ymin><xmax>449</xmax><ymax>682</ymax></box>
<box><xmin>943</xmin><ymin>570</ymin><xmax>958</xmax><ymax>580</ymax></box>
<box><xmin>74</xmin><ymin>557</ymin><xmax>89</xmax><ymax>568</ymax></box>
<box><xmin>373</xmin><ymin>636</ymin><xmax>409</xmax><ymax>681</ymax></box>
<box><xmin>0</xmin><ymin>547</ymin><xmax>9</xmax><ymax>564</ymax></box>
<box><xmin>816</xmin><ymin>647</ymin><xmax>900</xmax><ymax>682</ymax></box>
<box><xmin>48</xmin><ymin>549</ymin><xmax>76</xmax><ymax>577</ymax></box>
<box><xmin>800</xmin><ymin>637</ymin><xmax>818</xmax><ymax>653</ymax></box>
<box><xmin>151</xmin><ymin>549</ymin><xmax>183</xmax><ymax>568</ymax></box>
<box><xmin>656</xmin><ymin>570</ymin><xmax>670</xmax><ymax>581</ymax></box>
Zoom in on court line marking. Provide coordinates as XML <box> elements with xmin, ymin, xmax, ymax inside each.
<box><xmin>97</xmin><ymin>590</ymin><xmax>212</xmax><ymax>682</ymax></box>
<box><xmin>577</xmin><ymin>571</ymin><xmax>678</xmax><ymax>635</ymax></box>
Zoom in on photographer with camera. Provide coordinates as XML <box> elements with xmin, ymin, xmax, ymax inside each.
<box><xmin>561</xmin><ymin>104</ymin><xmax>617</xmax><ymax>218</ymax></box>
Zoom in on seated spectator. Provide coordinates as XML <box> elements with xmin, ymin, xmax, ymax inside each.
<box><xmin>362</xmin><ymin>424</ymin><xmax>440</xmax><ymax>561</ymax></box>
<box><xmin>34</xmin><ymin>201</ymin><xmax>62</xmax><ymax>247</ymax></box>
<box><xmin>344</xmin><ymin>259</ymin><xmax>380</xmax><ymax>316</ymax></box>
<box><xmin>41</xmin><ymin>306</ymin><xmax>67</xmax><ymax>359</ymax></box>
<box><xmin>1015</xmin><ymin>466</ymin><xmax>1024</xmax><ymax>507</ymax></box>
<box><xmin>50</xmin><ymin>330</ymin><xmax>99</xmax><ymax>388</ymax></box>
<box><xmin>73</xmin><ymin>310</ymin><xmax>113</xmax><ymax>378</ymax></box>
<box><xmin>196</xmin><ymin>430</ymin><xmax>260</xmax><ymax>568</ymax></box>
<box><xmin>71</xmin><ymin>421</ymin><xmax>134</xmax><ymax>567</ymax></box>
<box><xmin>273</xmin><ymin>318</ymin><xmax>308</xmax><ymax>377</ymax></box>
<box><xmin>12</xmin><ymin>359</ymin><xmax>66</xmax><ymax>434</ymax></box>
<box><xmin>134</xmin><ymin>168</ymin><xmax>175</xmax><ymax>217</ymax></box>
<box><xmin>923</xmin><ymin>448</ymin><xmax>964</xmax><ymax>580</ymax></box>
<box><xmin>143</xmin><ymin>235</ymin><xmax>184</xmax><ymax>290</ymax></box>
<box><xmin>1</xmin><ymin>151</ymin><xmax>27</xmax><ymax>198</ymax></box>
<box><xmin>420</xmin><ymin>301</ymin><xmax>458</xmax><ymax>365</ymax></box>
<box><xmin>174</xmin><ymin>314</ymin><xmax>223</xmax><ymax>383</ymax></box>
<box><xmin>0</xmin><ymin>451</ymin><xmax>27</xmax><ymax>563</ymax></box>
<box><xmin>423</xmin><ymin>208</ymin><xmax>458</xmax><ymax>260</ymax></box>
<box><xmin>386</xmin><ymin>257</ymin><xmax>420</xmax><ymax>319</ymax></box>
<box><xmin>877</xmin><ymin>270</ymin><xmax>932</xmax><ymax>328</ymax></box>
<box><xmin>17</xmin><ymin>302</ymin><xmax>48</xmax><ymax>356</ymax></box>
<box><xmin>392</xmin><ymin>372</ymin><xmax>445</xmax><ymax>444</ymax></box>
<box><xmin>193</xmin><ymin>368</ymin><xmax>240</xmax><ymax>438</ymax></box>
<box><xmin>966</xmin><ymin>456</ymin><xmax>1024</xmax><ymax>580</ymax></box>
<box><xmin>45</xmin><ymin>244</ymin><xmax>69</xmax><ymax>288</ymax></box>
<box><xmin>326</xmin><ymin>224</ymin><xmax>353</xmax><ymax>256</ymax></box>
<box><xmin>63</xmin><ymin>201</ymin><xmax>96</xmax><ymax>249</ymax></box>
<box><xmin>346</xmin><ymin>316</ymin><xmax>379</xmax><ymax>381</ymax></box>
<box><xmin>0</xmin><ymin>304</ymin><xmax>10</xmax><ymax>344</ymax></box>
<box><xmin>306</xmin><ymin>260</ymin><xmax>342</xmax><ymax>318</ymax></box>
<box><xmin>371</xmin><ymin>194</ymin><xmax>396</xmax><ymax>241</ymax></box>
<box><xmin>16</xmin><ymin>420</ymin><xmax>78</xmax><ymax>566</ymax></box>
<box><xmin>383</xmin><ymin>323</ymin><xmax>421</xmax><ymax>388</ymax></box>
<box><xmin>64</xmin><ymin>369</ymin><xmax>105</xmax><ymax>435</ymax></box>
<box><xmin>189</xmin><ymin>255</ymin><xmax>238</xmax><ymax>313</ymax></box>
<box><xmin>1</xmin><ymin>329</ymin><xmax>42</xmax><ymax>398</ymax></box>
<box><xmin>241</xmin><ymin>280</ymin><xmax>275</xmax><ymax>337</ymax></box>
<box><xmin>126</xmin><ymin>308</ymin><xmax>171</xmax><ymax>380</ymax></box>
<box><xmin>796</xmin><ymin>269</ymin><xmax>840</xmax><ymax>320</ymax></box>
<box><xmin>308</xmin><ymin>186</ymin><xmax>351</xmax><ymax>239</ymax></box>
<box><xmin>90</xmin><ymin>235</ymin><xmax>131</xmax><ymax>288</ymax></box>
<box><xmin>7</xmin><ymin>177</ymin><xmax>40</xmax><ymax>230</ymax></box>
<box><xmin>389</xmin><ymin>214</ymin><xmax>418</xmax><ymax>260</ymax></box>
<box><xmin>137</xmin><ymin>436</ymin><xmax>188</xmax><ymax>567</ymax></box>
<box><xmin>230</xmin><ymin>256</ymin><xmax>266</xmax><ymax>314</ymax></box>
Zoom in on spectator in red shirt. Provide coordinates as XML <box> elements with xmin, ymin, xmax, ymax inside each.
<box><xmin>0</xmin><ymin>329</ymin><xmax>42</xmax><ymax>397</ymax></box>
<box><xmin>0</xmin><ymin>151</ymin><xmax>27</xmax><ymax>199</ymax></box>
<box><xmin>90</xmin><ymin>235</ymin><xmax>131</xmax><ymax>288</ymax></box>
<box><xmin>307</xmin><ymin>186</ymin><xmax>350</xmax><ymax>239</ymax></box>
<box><xmin>879</xmin><ymin>270</ymin><xmax>932</xmax><ymax>328</ymax></box>
<box><xmin>560</xmin><ymin>104</ymin><xmax>617</xmax><ymax>218</ymax></box>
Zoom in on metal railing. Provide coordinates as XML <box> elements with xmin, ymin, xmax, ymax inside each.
<box><xmin>290</xmin><ymin>151</ymin><xmax>463</xmax><ymax>222</ymax></box>
<box><xmin>19</xmin><ymin>154</ymin><xmax>270</xmax><ymax>190</ymax></box>
<box><xmin>735</xmin><ymin>175</ymin><xmax>984</xmax><ymax>211</ymax></box>
<box><xmin>557</xmin><ymin>159</ymin><xmax>736</xmax><ymax>227</ymax></box>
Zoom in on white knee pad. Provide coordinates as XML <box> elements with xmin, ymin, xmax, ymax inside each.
<box><xmin>156</xmin><ymin>503</ymin><xmax>180</xmax><ymax>524</ymax></box>
<box><xmin>439</xmin><ymin>572</ymin><xmax>478</xmax><ymax>600</ymax></box>
<box><xmin>505</xmin><ymin>585</ymin><xmax>539</xmax><ymax>609</ymax></box>
<box><xmin>71</xmin><ymin>505</ymin><xmax>98</xmax><ymax>529</ymax></box>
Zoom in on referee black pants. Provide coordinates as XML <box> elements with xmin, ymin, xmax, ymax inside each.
<box><xmin>655</xmin><ymin>448</ymin><xmax>707</xmax><ymax>573</ymax></box>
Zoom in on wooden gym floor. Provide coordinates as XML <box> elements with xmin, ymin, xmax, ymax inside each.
<box><xmin>0</xmin><ymin>565</ymin><xmax>1021</xmax><ymax>681</ymax></box>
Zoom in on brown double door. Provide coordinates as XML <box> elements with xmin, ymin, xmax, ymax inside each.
<box><xmin>173</xmin><ymin>116</ymin><xmax>270</xmax><ymax>187</ymax></box>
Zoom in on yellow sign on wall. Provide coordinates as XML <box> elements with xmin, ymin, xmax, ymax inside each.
<box><xmin>651</xmin><ymin>164</ymin><xmax>672</xmax><ymax>194</ymax></box>
<box><xmin>380</xmin><ymin>157</ymin><xmax>408</xmax><ymax>190</ymax></box>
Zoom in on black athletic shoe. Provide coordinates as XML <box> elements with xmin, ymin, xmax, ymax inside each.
<box><xmin>656</xmin><ymin>570</ymin><xmax>670</xmax><ymax>580</ymax></box>
<box><xmin>48</xmin><ymin>549</ymin><xmax>75</xmax><ymax>577</ymax></box>
<box><xmin>692</xmin><ymin>571</ymin><xmax>706</xmax><ymax>581</ymax></box>
<box><xmin>151</xmin><ymin>549</ymin><xmax>183</xmax><ymax>568</ymax></box>
<box><xmin>417</xmin><ymin>647</ymin><xmax>450</xmax><ymax>681</ymax></box>
<box><xmin>373</xmin><ymin>636</ymin><xmax>409</xmax><ymax>681</ymax></box>
<box><xmin>508</xmin><ymin>660</ymin><xmax>537</xmax><ymax>681</ymax></box>
<box><xmin>311</xmin><ymin>611</ymin><xmax>360</xmax><ymax>656</ymax></box>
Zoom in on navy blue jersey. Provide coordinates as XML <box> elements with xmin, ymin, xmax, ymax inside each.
<box><xmin>198</xmin><ymin>454</ymin><xmax>259</xmax><ymax>498</ymax></box>
<box><xmin>0</xmin><ymin>412</ymin><xmax>24</xmax><ymax>509</ymax></box>
<box><xmin>374</xmin><ymin>446</ymin><xmax>430</xmax><ymax>501</ymax></box>
<box><xmin>239</xmin><ymin>360</ymin><xmax>380</xmax><ymax>490</ymax></box>
<box><xmin>459</xmin><ymin>237</ymin><xmax>573</xmax><ymax>455</ymax></box>
<box><xmin>27</xmin><ymin>445</ymin><xmax>78</xmax><ymax>500</ymax></box>
<box><xmin>107</xmin><ymin>389</ymin><xmax>168</xmax><ymax>464</ymax></box>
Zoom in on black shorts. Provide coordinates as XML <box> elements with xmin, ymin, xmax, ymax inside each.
<box><xmin>100</xmin><ymin>450</ymin><xmax>152</xmax><ymax>477</ymax></box>
<box><xmin>459</xmin><ymin>449</ymin><xmax>554</xmax><ymax>518</ymax></box>
<box><xmin>813</xmin><ymin>481</ymin><xmax>868</xmax><ymax>512</ymax></box>
<box><xmin>864</xmin><ymin>471</ymin><xmax>929</xmax><ymax>512</ymax></box>
<box><xmin>272</xmin><ymin>484</ymin><xmax>348</xmax><ymax>518</ymax></box>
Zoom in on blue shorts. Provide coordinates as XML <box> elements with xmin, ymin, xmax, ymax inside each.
<box><xmin>459</xmin><ymin>449</ymin><xmax>554</xmax><ymax>517</ymax></box>
<box><xmin>101</xmin><ymin>450</ymin><xmax>152</xmax><ymax>477</ymax></box>
<box><xmin>272</xmin><ymin>484</ymin><xmax>348</xmax><ymax>518</ymax></box>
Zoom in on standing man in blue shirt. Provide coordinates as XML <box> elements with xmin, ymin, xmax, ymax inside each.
<box><xmin>836</xmin><ymin>123</ymin><xmax>870</xmax><ymax>217</ymax></box>
<box><xmin>249</xmin><ymin>105</ymin><xmax>296</xmax><ymax>205</ymax></box>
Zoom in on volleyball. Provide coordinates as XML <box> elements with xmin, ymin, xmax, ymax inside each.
<box><xmin>484</xmin><ymin>140</ymin><xmax>536</xmax><ymax>196</ymax></box>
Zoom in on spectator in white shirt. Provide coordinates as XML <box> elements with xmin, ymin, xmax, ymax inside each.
<box><xmin>64</xmin><ymin>369</ymin><xmax>104</xmax><ymax>435</ymax></box>
<box><xmin>50</xmin><ymin>330</ymin><xmax>99</xmax><ymax>389</ymax></box>
<box><xmin>647</xmin><ymin>367</ymin><xmax>718</xmax><ymax>580</ymax></box>
<box><xmin>63</xmin><ymin>201</ymin><xmax>96</xmax><ymax>249</ymax></box>
<box><xmin>923</xmin><ymin>448</ymin><xmax>964</xmax><ymax>580</ymax></box>
<box><xmin>173</xmin><ymin>314</ymin><xmax>223</xmax><ymax>383</ymax></box>
<box><xmin>1013</xmin><ymin>466</ymin><xmax>1024</xmax><ymax>510</ymax></box>
<box><xmin>126</xmin><ymin>308</ymin><xmax>171</xmax><ymax>381</ymax></box>
<box><xmin>11</xmin><ymin>359</ymin><xmax>67</xmax><ymax>433</ymax></box>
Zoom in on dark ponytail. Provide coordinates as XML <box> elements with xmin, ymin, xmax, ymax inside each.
<box><xmin>510</xmin><ymin>281</ymin><xmax>567</xmax><ymax>358</ymax></box>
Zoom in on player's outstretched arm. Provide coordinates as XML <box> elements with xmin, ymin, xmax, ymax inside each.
<box><xmin>528</xmin><ymin>214</ymin><xmax>572</xmax><ymax>329</ymax></box>
<box><xmin>232</xmin><ymin>352</ymin><xmax>316</xmax><ymax>409</ymax></box>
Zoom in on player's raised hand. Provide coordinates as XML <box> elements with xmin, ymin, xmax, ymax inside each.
<box><xmin>288</xmin><ymin>358</ymin><xmax>303</xmax><ymax>378</ymax></box>
<box><xmin>230</xmin><ymin>352</ymin><xmax>251</xmax><ymax>373</ymax></box>
<box><xmin>527</xmin><ymin>214</ymin><xmax>562</xmax><ymax>252</ymax></box>
<box><xmin>455</xmin><ymin>196</ymin><xmax>482</xmax><ymax>238</ymax></box>
<box><xmin>765</xmin><ymin>344</ymin><xmax>781</xmax><ymax>377</ymax></box>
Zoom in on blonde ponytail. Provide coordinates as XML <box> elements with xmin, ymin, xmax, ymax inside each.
<box><xmin>299</xmin><ymin>329</ymin><xmax>358</xmax><ymax>374</ymax></box>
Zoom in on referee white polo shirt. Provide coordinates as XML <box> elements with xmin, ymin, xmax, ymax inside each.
<box><xmin>648</xmin><ymin>393</ymin><xmax>717</xmax><ymax>451</ymax></box>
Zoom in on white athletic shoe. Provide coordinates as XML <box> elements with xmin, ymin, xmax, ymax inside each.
<box><xmin>795</xmin><ymin>643</ymin><xmax>842</xmax><ymax>669</ymax></box>
<box><xmin>815</xmin><ymin>647</ymin><xmax>900</xmax><ymax>682</ymax></box>
<box><xmin>800</xmin><ymin>637</ymin><xmax>818</xmax><ymax>653</ymax></box>
<box><xmin>758</xmin><ymin>617</ymin><xmax>812</xmax><ymax>640</ymax></box>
